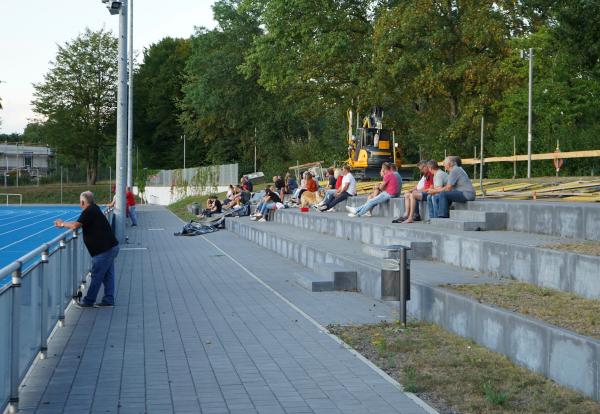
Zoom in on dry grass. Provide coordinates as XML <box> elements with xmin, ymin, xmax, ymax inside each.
<box><xmin>329</xmin><ymin>322</ymin><xmax>600</xmax><ymax>414</ymax></box>
<box><xmin>545</xmin><ymin>242</ymin><xmax>600</xmax><ymax>257</ymax></box>
<box><xmin>449</xmin><ymin>282</ymin><xmax>600</xmax><ymax>339</ymax></box>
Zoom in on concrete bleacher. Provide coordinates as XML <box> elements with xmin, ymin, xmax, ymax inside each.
<box><xmin>226</xmin><ymin>197</ymin><xmax>600</xmax><ymax>402</ymax></box>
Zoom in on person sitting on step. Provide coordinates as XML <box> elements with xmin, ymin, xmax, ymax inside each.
<box><xmin>197</xmin><ymin>195</ymin><xmax>222</xmax><ymax>219</ymax></box>
<box><xmin>346</xmin><ymin>162</ymin><xmax>398</xmax><ymax>217</ymax></box>
<box><xmin>436</xmin><ymin>156</ymin><xmax>476</xmax><ymax>218</ymax></box>
<box><xmin>392</xmin><ymin>161</ymin><xmax>432</xmax><ymax>223</ymax></box>
<box><xmin>319</xmin><ymin>167</ymin><xmax>343</xmax><ymax>208</ymax></box>
<box><xmin>425</xmin><ymin>160</ymin><xmax>448</xmax><ymax>219</ymax></box>
<box><xmin>251</xmin><ymin>186</ymin><xmax>282</xmax><ymax>222</ymax></box>
<box><xmin>318</xmin><ymin>165</ymin><xmax>356</xmax><ymax>212</ymax></box>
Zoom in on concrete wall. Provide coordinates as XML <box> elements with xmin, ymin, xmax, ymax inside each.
<box><xmin>227</xmin><ymin>218</ymin><xmax>600</xmax><ymax>402</ymax></box>
<box><xmin>273</xmin><ymin>210</ymin><xmax>600</xmax><ymax>300</ymax></box>
<box><xmin>144</xmin><ymin>185</ymin><xmax>229</xmax><ymax>206</ymax></box>
<box><xmin>457</xmin><ymin>200</ymin><xmax>600</xmax><ymax>241</ymax></box>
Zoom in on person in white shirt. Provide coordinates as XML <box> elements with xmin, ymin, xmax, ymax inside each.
<box><xmin>318</xmin><ymin>165</ymin><xmax>356</xmax><ymax>212</ymax></box>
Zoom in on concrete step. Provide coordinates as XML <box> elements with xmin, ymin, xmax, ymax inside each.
<box><xmin>272</xmin><ymin>209</ymin><xmax>600</xmax><ymax>300</ymax></box>
<box><xmin>449</xmin><ymin>209</ymin><xmax>507</xmax><ymax>230</ymax></box>
<box><xmin>430</xmin><ymin>218</ymin><xmax>487</xmax><ymax>231</ymax></box>
<box><xmin>225</xmin><ymin>217</ymin><xmax>600</xmax><ymax>402</ymax></box>
<box><xmin>295</xmin><ymin>271</ymin><xmax>334</xmax><ymax>292</ymax></box>
<box><xmin>362</xmin><ymin>239</ymin><xmax>432</xmax><ymax>260</ymax></box>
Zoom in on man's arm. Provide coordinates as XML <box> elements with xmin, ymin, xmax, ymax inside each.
<box><xmin>54</xmin><ymin>219</ymin><xmax>82</xmax><ymax>230</ymax></box>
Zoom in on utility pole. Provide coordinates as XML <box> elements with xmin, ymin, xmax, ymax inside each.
<box><xmin>127</xmin><ymin>0</ymin><xmax>134</xmax><ymax>189</ymax></box>
<box><xmin>527</xmin><ymin>48</ymin><xmax>533</xmax><ymax>179</ymax></box>
<box><xmin>182</xmin><ymin>135</ymin><xmax>186</xmax><ymax>170</ymax></box>
<box><xmin>254</xmin><ymin>127</ymin><xmax>257</xmax><ymax>173</ymax></box>
<box><xmin>480</xmin><ymin>116</ymin><xmax>484</xmax><ymax>193</ymax></box>
<box><xmin>114</xmin><ymin>0</ymin><xmax>129</xmax><ymax>243</ymax></box>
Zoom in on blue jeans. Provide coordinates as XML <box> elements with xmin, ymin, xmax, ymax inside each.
<box><xmin>355</xmin><ymin>191</ymin><xmax>392</xmax><ymax>216</ymax></box>
<box><xmin>428</xmin><ymin>194</ymin><xmax>440</xmax><ymax>218</ymax></box>
<box><xmin>436</xmin><ymin>191</ymin><xmax>468</xmax><ymax>218</ymax></box>
<box><xmin>84</xmin><ymin>245</ymin><xmax>119</xmax><ymax>305</ymax></box>
<box><xmin>129</xmin><ymin>205</ymin><xmax>138</xmax><ymax>226</ymax></box>
<box><xmin>323</xmin><ymin>189</ymin><xmax>337</xmax><ymax>204</ymax></box>
<box><xmin>259</xmin><ymin>201</ymin><xmax>275</xmax><ymax>215</ymax></box>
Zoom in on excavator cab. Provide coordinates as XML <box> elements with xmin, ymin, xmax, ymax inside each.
<box><xmin>346</xmin><ymin>108</ymin><xmax>401</xmax><ymax>178</ymax></box>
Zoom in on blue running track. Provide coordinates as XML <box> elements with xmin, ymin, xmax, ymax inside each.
<box><xmin>0</xmin><ymin>205</ymin><xmax>83</xmax><ymax>287</ymax></box>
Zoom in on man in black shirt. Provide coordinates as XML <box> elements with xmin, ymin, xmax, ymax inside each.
<box><xmin>55</xmin><ymin>191</ymin><xmax>119</xmax><ymax>308</ymax></box>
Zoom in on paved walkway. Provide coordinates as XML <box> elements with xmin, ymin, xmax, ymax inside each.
<box><xmin>18</xmin><ymin>206</ymin><xmax>433</xmax><ymax>414</ymax></box>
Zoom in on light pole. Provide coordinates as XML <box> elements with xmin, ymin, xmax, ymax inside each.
<box><xmin>522</xmin><ymin>48</ymin><xmax>534</xmax><ymax>178</ymax></box>
<box><xmin>182</xmin><ymin>135</ymin><xmax>186</xmax><ymax>170</ymax></box>
<box><xmin>102</xmin><ymin>0</ymin><xmax>128</xmax><ymax>243</ymax></box>
<box><xmin>127</xmin><ymin>0</ymin><xmax>134</xmax><ymax>189</ymax></box>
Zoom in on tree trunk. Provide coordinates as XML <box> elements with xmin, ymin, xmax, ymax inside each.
<box><xmin>86</xmin><ymin>146</ymin><xmax>99</xmax><ymax>185</ymax></box>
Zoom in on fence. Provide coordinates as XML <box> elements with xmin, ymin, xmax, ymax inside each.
<box><xmin>146</xmin><ymin>164</ymin><xmax>239</xmax><ymax>188</ymax></box>
<box><xmin>0</xmin><ymin>210</ymin><xmax>112</xmax><ymax>413</ymax></box>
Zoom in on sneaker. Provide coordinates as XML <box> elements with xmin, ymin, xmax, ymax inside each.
<box><xmin>364</xmin><ymin>211</ymin><xmax>372</xmax><ymax>217</ymax></box>
<box><xmin>95</xmin><ymin>302</ymin><xmax>114</xmax><ymax>308</ymax></box>
<box><xmin>324</xmin><ymin>208</ymin><xmax>335</xmax><ymax>213</ymax></box>
<box><xmin>345</xmin><ymin>206</ymin><xmax>357</xmax><ymax>214</ymax></box>
<box><xmin>392</xmin><ymin>216</ymin><xmax>407</xmax><ymax>224</ymax></box>
<box><xmin>258</xmin><ymin>218</ymin><xmax>266</xmax><ymax>222</ymax></box>
<box><xmin>74</xmin><ymin>301</ymin><xmax>94</xmax><ymax>309</ymax></box>
<box><xmin>250</xmin><ymin>216</ymin><xmax>259</xmax><ymax>221</ymax></box>
<box><xmin>348</xmin><ymin>213</ymin><xmax>358</xmax><ymax>218</ymax></box>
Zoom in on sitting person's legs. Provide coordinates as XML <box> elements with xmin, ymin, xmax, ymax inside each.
<box><xmin>436</xmin><ymin>191</ymin><xmax>467</xmax><ymax>218</ymax></box>
<box><xmin>355</xmin><ymin>191</ymin><xmax>391</xmax><ymax>216</ymax></box>
<box><xmin>324</xmin><ymin>192</ymin><xmax>349</xmax><ymax>210</ymax></box>
<box><xmin>321</xmin><ymin>189</ymin><xmax>337</xmax><ymax>205</ymax></box>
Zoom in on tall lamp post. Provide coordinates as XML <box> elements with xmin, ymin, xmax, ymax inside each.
<box><xmin>102</xmin><ymin>0</ymin><xmax>128</xmax><ymax>243</ymax></box>
<box><xmin>521</xmin><ymin>48</ymin><xmax>534</xmax><ymax>178</ymax></box>
<box><xmin>127</xmin><ymin>0</ymin><xmax>134</xmax><ymax>189</ymax></box>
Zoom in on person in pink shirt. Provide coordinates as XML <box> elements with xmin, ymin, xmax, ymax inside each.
<box><xmin>346</xmin><ymin>163</ymin><xmax>399</xmax><ymax>217</ymax></box>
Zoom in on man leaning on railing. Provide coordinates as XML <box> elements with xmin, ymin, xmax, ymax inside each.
<box><xmin>54</xmin><ymin>191</ymin><xmax>119</xmax><ymax>308</ymax></box>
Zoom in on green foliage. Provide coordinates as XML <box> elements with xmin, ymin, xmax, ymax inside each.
<box><xmin>482</xmin><ymin>382</ymin><xmax>508</xmax><ymax>406</ymax></box>
<box><xmin>133</xmin><ymin>37</ymin><xmax>191</xmax><ymax>169</ymax></box>
<box><xmin>31</xmin><ymin>28</ymin><xmax>118</xmax><ymax>185</ymax></box>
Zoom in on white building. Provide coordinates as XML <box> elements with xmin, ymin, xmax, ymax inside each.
<box><xmin>0</xmin><ymin>143</ymin><xmax>54</xmax><ymax>177</ymax></box>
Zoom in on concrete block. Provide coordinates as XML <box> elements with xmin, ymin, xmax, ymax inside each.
<box><xmin>459</xmin><ymin>238</ymin><xmax>483</xmax><ymax>271</ymax></box>
<box><xmin>535</xmin><ymin>248</ymin><xmax>567</xmax><ymax>291</ymax></box>
<box><xmin>474</xmin><ymin>306</ymin><xmax>508</xmax><ymax>355</ymax></box>
<box><xmin>439</xmin><ymin>234</ymin><xmax>461</xmax><ymax>267</ymax></box>
<box><xmin>555</xmin><ymin>205</ymin><xmax>584</xmax><ymax>239</ymax></box>
<box><xmin>430</xmin><ymin>218</ymin><xmax>486</xmax><ymax>231</ymax></box>
<box><xmin>584</xmin><ymin>207</ymin><xmax>600</xmax><ymax>242</ymax></box>
<box><xmin>295</xmin><ymin>272</ymin><xmax>334</xmax><ymax>292</ymax></box>
<box><xmin>548</xmin><ymin>332</ymin><xmax>597</xmax><ymax>398</ymax></box>
<box><xmin>573</xmin><ymin>255</ymin><xmax>600</xmax><ymax>300</ymax></box>
<box><xmin>482</xmin><ymin>241</ymin><xmax>510</xmax><ymax>277</ymax></box>
<box><xmin>509</xmin><ymin>245</ymin><xmax>535</xmax><ymax>284</ymax></box>
<box><xmin>509</xmin><ymin>321</ymin><xmax>547</xmax><ymax>375</ymax></box>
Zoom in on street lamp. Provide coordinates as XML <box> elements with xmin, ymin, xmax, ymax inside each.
<box><xmin>101</xmin><ymin>0</ymin><xmax>128</xmax><ymax>243</ymax></box>
<box><xmin>521</xmin><ymin>48</ymin><xmax>534</xmax><ymax>178</ymax></box>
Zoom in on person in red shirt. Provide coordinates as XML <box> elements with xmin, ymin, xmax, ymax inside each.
<box><xmin>346</xmin><ymin>163</ymin><xmax>398</xmax><ymax>217</ymax></box>
<box><xmin>126</xmin><ymin>187</ymin><xmax>138</xmax><ymax>227</ymax></box>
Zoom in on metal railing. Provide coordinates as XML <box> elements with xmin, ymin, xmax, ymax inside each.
<box><xmin>0</xmin><ymin>208</ymin><xmax>112</xmax><ymax>413</ymax></box>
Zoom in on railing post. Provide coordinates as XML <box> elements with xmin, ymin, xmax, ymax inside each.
<box><xmin>381</xmin><ymin>245</ymin><xmax>411</xmax><ymax>327</ymax></box>
<box><xmin>39</xmin><ymin>248</ymin><xmax>49</xmax><ymax>360</ymax></box>
<box><xmin>8</xmin><ymin>266</ymin><xmax>22</xmax><ymax>414</ymax></box>
<box><xmin>58</xmin><ymin>239</ymin><xmax>67</xmax><ymax>327</ymax></box>
<box><xmin>71</xmin><ymin>231</ymin><xmax>78</xmax><ymax>301</ymax></box>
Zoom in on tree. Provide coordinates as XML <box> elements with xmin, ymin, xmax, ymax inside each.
<box><xmin>32</xmin><ymin>28</ymin><xmax>118</xmax><ymax>184</ymax></box>
<box><xmin>133</xmin><ymin>37</ymin><xmax>191</xmax><ymax>169</ymax></box>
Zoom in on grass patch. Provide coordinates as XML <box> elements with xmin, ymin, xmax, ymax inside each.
<box><xmin>449</xmin><ymin>282</ymin><xmax>600</xmax><ymax>339</ymax></box>
<box><xmin>329</xmin><ymin>322</ymin><xmax>600</xmax><ymax>414</ymax></box>
<box><xmin>545</xmin><ymin>241</ymin><xmax>600</xmax><ymax>257</ymax></box>
<box><xmin>167</xmin><ymin>192</ymin><xmax>227</xmax><ymax>222</ymax></box>
<box><xmin>3</xmin><ymin>183</ymin><xmax>112</xmax><ymax>205</ymax></box>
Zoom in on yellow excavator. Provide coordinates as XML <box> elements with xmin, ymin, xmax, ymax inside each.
<box><xmin>346</xmin><ymin>107</ymin><xmax>402</xmax><ymax>178</ymax></box>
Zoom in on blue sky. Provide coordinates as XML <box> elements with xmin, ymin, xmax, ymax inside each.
<box><xmin>0</xmin><ymin>0</ymin><xmax>217</xmax><ymax>134</ymax></box>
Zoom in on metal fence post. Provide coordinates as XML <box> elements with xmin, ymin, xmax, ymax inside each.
<box><xmin>39</xmin><ymin>248</ymin><xmax>49</xmax><ymax>360</ymax></box>
<box><xmin>71</xmin><ymin>232</ymin><xmax>78</xmax><ymax>301</ymax></box>
<box><xmin>8</xmin><ymin>266</ymin><xmax>22</xmax><ymax>413</ymax></box>
<box><xmin>58</xmin><ymin>239</ymin><xmax>67</xmax><ymax>327</ymax></box>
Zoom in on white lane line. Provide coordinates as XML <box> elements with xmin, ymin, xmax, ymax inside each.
<box><xmin>147</xmin><ymin>228</ymin><xmax>164</xmax><ymax>231</ymax></box>
<box><xmin>0</xmin><ymin>212</ymin><xmax>67</xmax><ymax>235</ymax></box>
<box><xmin>120</xmin><ymin>247</ymin><xmax>148</xmax><ymax>251</ymax></box>
<box><xmin>200</xmin><ymin>235</ymin><xmax>439</xmax><ymax>414</ymax></box>
<box><xmin>0</xmin><ymin>213</ymin><xmax>80</xmax><ymax>253</ymax></box>
<box><xmin>0</xmin><ymin>210</ymin><xmax>55</xmax><ymax>226</ymax></box>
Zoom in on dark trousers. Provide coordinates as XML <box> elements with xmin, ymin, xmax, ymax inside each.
<box><xmin>83</xmin><ymin>245</ymin><xmax>119</xmax><ymax>305</ymax></box>
<box><xmin>325</xmin><ymin>192</ymin><xmax>351</xmax><ymax>209</ymax></box>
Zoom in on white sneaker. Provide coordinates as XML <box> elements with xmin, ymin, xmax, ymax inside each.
<box><xmin>348</xmin><ymin>213</ymin><xmax>358</xmax><ymax>218</ymax></box>
<box><xmin>325</xmin><ymin>208</ymin><xmax>335</xmax><ymax>213</ymax></box>
<box><xmin>258</xmin><ymin>217</ymin><xmax>266</xmax><ymax>222</ymax></box>
<box><xmin>364</xmin><ymin>211</ymin><xmax>372</xmax><ymax>217</ymax></box>
<box><xmin>345</xmin><ymin>206</ymin><xmax>357</xmax><ymax>214</ymax></box>
<box><xmin>250</xmin><ymin>216</ymin><xmax>258</xmax><ymax>221</ymax></box>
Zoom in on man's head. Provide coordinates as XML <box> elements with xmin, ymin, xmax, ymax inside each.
<box><xmin>452</xmin><ymin>156</ymin><xmax>462</xmax><ymax>167</ymax></box>
<box><xmin>126</xmin><ymin>186</ymin><xmax>132</xmax><ymax>192</ymax></box>
<box><xmin>79</xmin><ymin>191</ymin><xmax>95</xmax><ymax>209</ymax></box>
<box><xmin>390</xmin><ymin>163</ymin><xmax>398</xmax><ymax>172</ymax></box>
<box><xmin>443</xmin><ymin>156</ymin><xmax>457</xmax><ymax>171</ymax></box>
<box><xmin>417</xmin><ymin>160</ymin><xmax>429</xmax><ymax>175</ymax></box>
<box><xmin>342</xmin><ymin>165</ymin><xmax>351</xmax><ymax>175</ymax></box>
<box><xmin>427</xmin><ymin>160</ymin><xmax>439</xmax><ymax>172</ymax></box>
<box><xmin>327</xmin><ymin>168</ymin><xmax>334</xmax><ymax>176</ymax></box>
